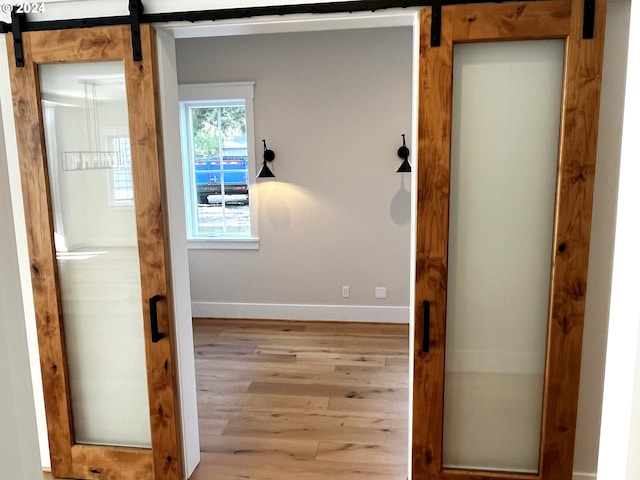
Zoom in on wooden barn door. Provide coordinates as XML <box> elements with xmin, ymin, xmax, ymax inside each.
<box><xmin>7</xmin><ymin>25</ymin><xmax>182</xmax><ymax>480</ymax></box>
<box><xmin>413</xmin><ymin>0</ymin><xmax>606</xmax><ymax>479</ymax></box>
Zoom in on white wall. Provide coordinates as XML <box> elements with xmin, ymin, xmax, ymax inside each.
<box><xmin>627</xmin><ymin>315</ymin><xmax>640</xmax><ymax>479</ymax></box>
<box><xmin>0</xmin><ymin>38</ymin><xmax>51</xmax><ymax>471</ymax></box>
<box><xmin>597</xmin><ymin>0</ymin><xmax>640</xmax><ymax>478</ymax></box>
<box><xmin>156</xmin><ymin>28</ymin><xmax>201</xmax><ymax>478</ymax></box>
<box><xmin>0</xmin><ymin>101</ymin><xmax>43</xmax><ymax>479</ymax></box>
<box><xmin>572</xmin><ymin>2</ymin><xmax>632</xmax><ymax>478</ymax></box>
<box><xmin>176</xmin><ymin>27</ymin><xmax>413</xmax><ymax>322</ymax></box>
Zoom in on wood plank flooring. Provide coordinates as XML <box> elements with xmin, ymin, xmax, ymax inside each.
<box><xmin>189</xmin><ymin>318</ymin><xmax>410</xmax><ymax>480</ymax></box>
<box><xmin>43</xmin><ymin>318</ymin><xmax>410</xmax><ymax>479</ymax></box>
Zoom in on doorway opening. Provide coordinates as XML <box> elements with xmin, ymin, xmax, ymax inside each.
<box><xmin>159</xmin><ymin>12</ymin><xmax>419</xmax><ymax>480</ymax></box>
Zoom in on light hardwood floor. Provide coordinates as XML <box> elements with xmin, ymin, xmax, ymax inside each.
<box><xmin>190</xmin><ymin>318</ymin><xmax>409</xmax><ymax>480</ymax></box>
<box><xmin>44</xmin><ymin>318</ymin><xmax>410</xmax><ymax>479</ymax></box>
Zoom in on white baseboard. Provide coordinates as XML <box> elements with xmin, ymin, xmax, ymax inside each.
<box><xmin>573</xmin><ymin>473</ymin><xmax>596</xmax><ymax>480</ymax></box>
<box><xmin>191</xmin><ymin>302</ymin><xmax>410</xmax><ymax>323</ymax></box>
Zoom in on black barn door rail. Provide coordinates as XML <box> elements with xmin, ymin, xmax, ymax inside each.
<box><xmin>1</xmin><ymin>0</ymin><xmax>599</xmax><ymax>66</ymax></box>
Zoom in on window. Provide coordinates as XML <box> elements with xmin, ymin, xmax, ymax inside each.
<box><xmin>110</xmin><ymin>137</ymin><xmax>133</xmax><ymax>205</ymax></box>
<box><xmin>179</xmin><ymin>83</ymin><xmax>258</xmax><ymax>248</ymax></box>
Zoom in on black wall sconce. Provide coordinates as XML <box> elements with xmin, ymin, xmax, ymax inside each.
<box><xmin>397</xmin><ymin>134</ymin><xmax>411</xmax><ymax>173</ymax></box>
<box><xmin>257</xmin><ymin>139</ymin><xmax>276</xmax><ymax>178</ymax></box>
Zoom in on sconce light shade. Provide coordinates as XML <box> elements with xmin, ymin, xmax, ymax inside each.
<box><xmin>397</xmin><ymin>158</ymin><xmax>412</xmax><ymax>173</ymax></box>
<box><xmin>397</xmin><ymin>134</ymin><xmax>411</xmax><ymax>173</ymax></box>
<box><xmin>257</xmin><ymin>162</ymin><xmax>275</xmax><ymax>178</ymax></box>
<box><xmin>257</xmin><ymin>139</ymin><xmax>276</xmax><ymax>178</ymax></box>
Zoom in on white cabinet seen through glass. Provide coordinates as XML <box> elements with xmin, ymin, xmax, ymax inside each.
<box><xmin>179</xmin><ymin>82</ymin><xmax>258</xmax><ymax>248</ymax></box>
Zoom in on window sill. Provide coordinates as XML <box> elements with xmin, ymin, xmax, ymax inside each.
<box><xmin>187</xmin><ymin>238</ymin><xmax>260</xmax><ymax>250</ymax></box>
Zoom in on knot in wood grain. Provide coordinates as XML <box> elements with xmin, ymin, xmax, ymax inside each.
<box><xmin>79</xmin><ymin>35</ymin><xmax>111</xmax><ymax>54</ymax></box>
<box><xmin>567</xmin><ymin>162</ymin><xmax>595</xmax><ymax>184</ymax></box>
<box><xmin>571</xmin><ymin>278</ymin><xmax>585</xmax><ymax>300</ymax></box>
<box><xmin>31</xmin><ymin>262</ymin><xmax>41</xmax><ymax>276</ymax></box>
<box><xmin>15</xmin><ymin>98</ymin><xmax>29</xmax><ymax>116</ymax></box>
<box><xmin>573</xmin><ymin>170</ymin><xmax>587</xmax><ymax>183</ymax></box>
<box><xmin>558</xmin><ymin>315</ymin><xmax>572</xmax><ymax>335</ymax></box>
<box><xmin>511</xmin><ymin>4</ymin><xmax>526</xmax><ymax>19</ymax></box>
<box><xmin>425</xmin><ymin>448</ymin><xmax>434</xmax><ymax>464</ymax></box>
<box><xmin>43</xmin><ymin>315</ymin><xmax>59</xmax><ymax>339</ymax></box>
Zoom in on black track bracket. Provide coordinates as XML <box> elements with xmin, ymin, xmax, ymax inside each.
<box><xmin>431</xmin><ymin>0</ymin><xmax>441</xmax><ymax>47</ymax></box>
<box><xmin>129</xmin><ymin>0</ymin><xmax>144</xmax><ymax>61</ymax></box>
<box><xmin>11</xmin><ymin>7</ymin><xmax>27</xmax><ymax>67</ymax></box>
<box><xmin>583</xmin><ymin>0</ymin><xmax>595</xmax><ymax>39</ymax></box>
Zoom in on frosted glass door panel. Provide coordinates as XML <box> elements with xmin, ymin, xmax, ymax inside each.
<box><xmin>39</xmin><ymin>62</ymin><xmax>151</xmax><ymax>448</ymax></box>
<box><xmin>443</xmin><ymin>40</ymin><xmax>564</xmax><ymax>473</ymax></box>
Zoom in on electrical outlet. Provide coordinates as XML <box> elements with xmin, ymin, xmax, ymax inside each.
<box><xmin>375</xmin><ymin>287</ymin><xmax>387</xmax><ymax>299</ymax></box>
<box><xmin>342</xmin><ymin>286</ymin><xmax>350</xmax><ymax>298</ymax></box>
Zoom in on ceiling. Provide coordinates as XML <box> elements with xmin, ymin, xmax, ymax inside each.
<box><xmin>39</xmin><ymin>61</ymin><xmax>126</xmax><ymax>105</ymax></box>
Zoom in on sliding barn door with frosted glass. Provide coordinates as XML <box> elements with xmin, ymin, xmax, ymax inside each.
<box><xmin>412</xmin><ymin>0</ymin><xmax>605</xmax><ymax>479</ymax></box>
<box><xmin>7</xmin><ymin>26</ymin><xmax>182</xmax><ymax>480</ymax></box>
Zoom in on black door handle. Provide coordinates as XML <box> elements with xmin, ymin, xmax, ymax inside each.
<box><xmin>149</xmin><ymin>295</ymin><xmax>165</xmax><ymax>343</ymax></box>
<box><xmin>422</xmin><ymin>300</ymin><xmax>430</xmax><ymax>353</ymax></box>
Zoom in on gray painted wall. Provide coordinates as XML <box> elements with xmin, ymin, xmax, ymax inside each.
<box><xmin>573</xmin><ymin>2</ymin><xmax>631</xmax><ymax>476</ymax></box>
<box><xmin>176</xmin><ymin>27</ymin><xmax>413</xmax><ymax>313</ymax></box>
<box><xmin>0</xmin><ymin>101</ymin><xmax>42</xmax><ymax>480</ymax></box>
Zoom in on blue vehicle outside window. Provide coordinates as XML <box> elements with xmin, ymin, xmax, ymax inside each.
<box><xmin>195</xmin><ymin>138</ymin><xmax>249</xmax><ymax>205</ymax></box>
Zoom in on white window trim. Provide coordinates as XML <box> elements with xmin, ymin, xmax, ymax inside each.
<box><xmin>187</xmin><ymin>238</ymin><xmax>260</xmax><ymax>250</ymax></box>
<box><xmin>178</xmin><ymin>82</ymin><xmax>259</xmax><ymax>249</ymax></box>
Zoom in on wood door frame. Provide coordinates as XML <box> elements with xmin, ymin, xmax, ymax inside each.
<box><xmin>412</xmin><ymin>0</ymin><xmax>606</xmax><ymax>479</ymax></box>
<box><xmin>6</xmin><ymin>25</ymin><xmax>183</xmax><ymax>480</ymax></box>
